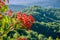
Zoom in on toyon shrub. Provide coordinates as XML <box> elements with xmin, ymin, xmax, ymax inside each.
<box><xmin>16</xmin><ymin>37</ymin><xmax>28</xmax><ymax>40</ymax></box>
<box><xmin>0</xmin><ymin>0</ymin><xmax>8</xmax><ymax>13</ymax></box>
<box><xmin>0</xmin><ymin>0</ymin><xmax>35</xmax><ymax>40</ymax></box>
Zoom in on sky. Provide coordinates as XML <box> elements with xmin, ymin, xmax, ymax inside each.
<box><xmin>8</xmin><ymin>0</ymin><xmax>40</xmax><ymax>5</ymax></box>
<box><xmin>8</xmin><ymin>0</ymin><xmax>60</xmax><ymax>8</ymax></box>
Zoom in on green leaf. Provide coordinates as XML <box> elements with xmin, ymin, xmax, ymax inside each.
<box><xmin>3</xmin><ymin>0</ymin><xmax>6</xmax><ymax>2</ymax></box>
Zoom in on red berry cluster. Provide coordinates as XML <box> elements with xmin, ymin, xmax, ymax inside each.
<box><xmin>0</xmin><ymin>0</ymin><xmax>5</xmax><ymax>7</ymax></box>
<box><xmin>16</xmin><ymin>12</ymin><xmax>35</xmax><ymax>30</ymax></box>
<box><xmin>17</xmin><ymin>37</ymin><xmax>28</xmax><ymax>40</ymax></box>
<box><xmin>5</xmin><ymin>9</ymin><xmax>13</xmax><ymax>16</ymax></box>
<box><xmin>8</xmin><ymin>9</ymin><xmax>13</xmax><ymax>16</ymax></box>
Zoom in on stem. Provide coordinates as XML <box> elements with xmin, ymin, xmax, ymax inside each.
<box><xmin>0</xmin><ymin>36</ymin><xmax>3</xmax><ymax>40</ymax></box>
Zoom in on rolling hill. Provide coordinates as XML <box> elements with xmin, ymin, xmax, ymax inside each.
<box><xmin>21</xmin><ymin>6</ymin><xmax>60</xmax><ymax>39</ymax></box>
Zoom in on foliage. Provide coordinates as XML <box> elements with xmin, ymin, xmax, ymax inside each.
<box><xmin>0</xmin><ymin>0</ymin><xmax>35</xmax><ymax>40</ymax></box>
<box><xmin>0</xmin><ymin>0</ymin><xmax>8</xmax><ymax>13</ymax></box>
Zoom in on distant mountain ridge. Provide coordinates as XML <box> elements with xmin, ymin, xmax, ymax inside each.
<box><xmin>27</xmin><ymin>0</ymin><xmax>60</xmax><ymax>8</ymax></box>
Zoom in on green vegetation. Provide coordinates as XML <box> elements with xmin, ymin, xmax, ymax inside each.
<box><xmin>0</xmin><ymin>0</ymin><xmax>60</xmax><ymax>39</ymax></box>
<box><xmin>0</xmin><ymin>5</ymin><xmax>8</xmax><ymax>13</ymax></box>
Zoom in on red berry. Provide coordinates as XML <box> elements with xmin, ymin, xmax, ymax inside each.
<box><xmin>28</xmin><ymin>14</ymin><xmax>35</xmax><ymax>23</ymax></box>
<box><xmin>8</xmin><ymin>9</ymin><xmax>12</xmax><ymax>16</ymax></box>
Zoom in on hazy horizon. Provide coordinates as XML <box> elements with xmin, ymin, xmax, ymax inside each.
<box><xmin>8</xmin><ymin>0</ymin><xmax>60</xmax><ymax>8</ymax></box>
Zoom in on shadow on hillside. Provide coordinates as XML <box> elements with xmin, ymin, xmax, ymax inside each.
<box><xmin>31</xmin><ymin>23</ymin><xmax>60</xmax><ymax>39</ymax></box>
